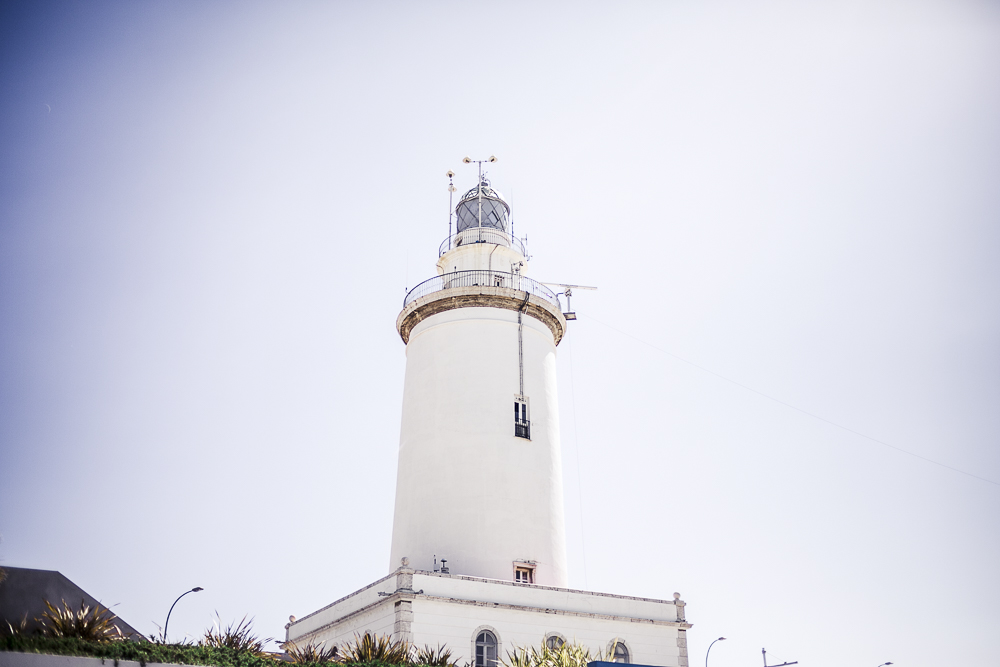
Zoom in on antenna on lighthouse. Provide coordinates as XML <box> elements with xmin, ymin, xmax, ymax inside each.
<box><xmin>510</xmin><ymin>186</ymin><xmax>514</xmax><ymax>245</ymax></box>
<box><xmin>462</xmin><ymin>155</ymin><xmax>498</xmax><ymax>229</ymax></box>
<box><xmin>540</xmin><ymin>283</ymin><xmax>597</xmax><ymax>320</ymax></box>
<box><xmin>446</xmin><ymin>170</ymin><xmax>456</xmax><ymax>251</ymax></box>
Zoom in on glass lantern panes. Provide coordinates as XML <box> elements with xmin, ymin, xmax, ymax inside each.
<box><xmin>456</xmin><ymin>197</ymin><xmax>509</xmax><ymax>232</ymax></box>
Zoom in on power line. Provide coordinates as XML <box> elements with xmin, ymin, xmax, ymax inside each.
<box><xmin>580</xmin><ymin>313</ymin><xmax>1000</xmax><ymax>488</ymax></box>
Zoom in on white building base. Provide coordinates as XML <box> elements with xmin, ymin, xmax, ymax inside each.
<box><xmin>286</xmin><ymin>569</ymin><xmax>691</xmax><ymax>667</ymax></box>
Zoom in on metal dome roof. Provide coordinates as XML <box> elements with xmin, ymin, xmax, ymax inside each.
<box><xmin>457</xmin><ymin>178</ymin><xmax>506</xmax><ymax>205</ymax></box>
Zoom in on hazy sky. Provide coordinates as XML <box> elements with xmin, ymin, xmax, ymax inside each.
<box><xmin>2</xmin><ymin>2</ymin><xmax>999</xmax><ymax>666</ymax></box>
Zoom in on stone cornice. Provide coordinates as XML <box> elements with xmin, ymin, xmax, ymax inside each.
<box><xmin>289</xmin><ymin>589</ymin><xmax>692</xmax><ymax>646</ymax></box>
<box><xmin>396</xmin><ymin>287</ymin><xmax>566</xmax><ymax>345</ymax></box>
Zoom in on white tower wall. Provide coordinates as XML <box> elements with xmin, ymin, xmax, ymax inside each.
<box><xmin>389</xmin><ymin>229</ymin><xmax>569</xmax><ymax>587</ymax></box>
<box><xmin>436</xmin><ymin>239</ymin><xmax>526</xmax><ymax>276</ymax></box>
<box><xmin>389</xmin><ymin>305</ymin><xmax>568</xmax><ymax>586</ymax></box>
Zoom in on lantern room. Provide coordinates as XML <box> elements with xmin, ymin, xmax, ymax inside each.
<box><xmin>454</xmin><ymin>177</ymin><xmax>510</xmax><ymax>232</ymax></box>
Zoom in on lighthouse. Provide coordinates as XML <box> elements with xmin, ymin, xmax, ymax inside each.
<box><xmin>389</xmin><ymin>173</ymin><xmax>569</xmax><ymax>587</ymax></box>
<box><xmin>285</xmin><ymin>163</ymin><xmax>692</xmax><ymax>667</ymax></box>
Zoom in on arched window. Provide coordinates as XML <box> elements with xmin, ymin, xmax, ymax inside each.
<box><xmin>544</xmin><ymin>634</ymin><xmax>565</xmax><ymax>650</ymax></box>
<box><xmin>475</xmin><ymin>630</ymin><xmax>498</xmax><ymax>667</ymax></box>
<box><xmin>610</xmin><ymin>640</ymin><xmax>630</xmax><ymax>664</ymax></box>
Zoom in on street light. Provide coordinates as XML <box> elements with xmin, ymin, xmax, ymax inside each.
<box><xmin>163</xmin><ymin>587</ymin><xmax>203</xmax><ymax>642</ymax></box>
<box><xmin>877</xmin><ymin>663</ymin><xmax>893</xmax><ymax>667</ymax></box>
<box><xmin>706</xmin><ymin>637</ymin><xmax>726</xmax><ymax>667</ymax></box>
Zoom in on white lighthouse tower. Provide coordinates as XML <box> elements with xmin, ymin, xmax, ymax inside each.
<box><xmin>285</xmin><ymin>162</ymin><xmax>692</xmax><ymax>667</ymax></box>
<box><xmin>389</xmin><ymin>171</ymin><xmax>569</xmax><ymax>587</ymax></box>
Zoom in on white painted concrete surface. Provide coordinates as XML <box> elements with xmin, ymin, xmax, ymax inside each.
<box><xmin>287</xmin><ymin>571</ymin><xmax>399</xmax><ymax>642</ymax></box>
<box><xmin>388</xmin><ymin>303</ymin><xmax>568</xmax><ymax>586</ymax></box>
<box><xmin>390</xmin><ymin>216</ymin><xmax>566</xmax><ymax>588</ymax></box>
<box><xmin>286</xmin><ymin>570</ymin><xmax>690</xmax><ymax>667</ymax></box>
<box><xmin>436</xmin><ymin>241</ymin><xmax>526</xmax><ymax>277</ymax></box>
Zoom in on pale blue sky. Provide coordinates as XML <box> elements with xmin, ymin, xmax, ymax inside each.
<box><xmin>2</xmin><ymin>2</ymin><xmax>999</xmax><ymax>666</ymax></box>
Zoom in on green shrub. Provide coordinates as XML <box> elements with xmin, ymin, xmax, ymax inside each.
<box><xmin>0</xmin><ymin>635</ymin><xmax>279</xmax><ymax>667</ymax></box>
<box><xmin>1</xmin><ymin>632</ymin><xmax>461</xmax><ymax>667</ymax></box>
<box><xmin>413</xmin><ymin>644</ymin><xmax>457</xmax><ymax>667</ymax></box>
<box><xmin>201</xmin><ymin>616</ymin><xmax>271</xmax><ymax>657</ymax></box>
<box><xmin>502</xmin><ymin>640</ymin><xmax>617</xmax><ymax>667</ymax></box>
<box><xmin>283</xmin><ymin>640</ymin><xmax>339</xmax><ymax>664</ymax></box>
<box><xmin>37</xmin><ymin>600</ymin><xmax>125</xmax><ymax>643</ymax></box>
<box><xmin>338</xmin><ymin>633</ymin><xmax>411</xmax><ymax>665</ymax></box>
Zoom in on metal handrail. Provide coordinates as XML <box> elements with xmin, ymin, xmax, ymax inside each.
<box><xmin>403</xmin><ymin>270</ymin><xmax>559</xmax><ymax>309</ymax></box>
<box><xmin>439</xmin><ymin>228</ymin><xmax>526</xmax><ymax>257</ymax></box>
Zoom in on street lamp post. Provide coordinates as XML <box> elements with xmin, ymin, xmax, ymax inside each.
<box><xmin>877</xmin><ymin>663</ymin><xmax>894</xmax><ymax>667</ymax></box>
<box><xmin>163</xmin><ymin>587</ymin><xmax>203</xmax><ymax>643</ymax></box>
<box><xmin>706</xmin><ymin>637</ymin><xmax>727</xmax><ymax>667</ymax></box>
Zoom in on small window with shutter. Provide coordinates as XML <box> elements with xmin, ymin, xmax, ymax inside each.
<box><xmin>514</xmin><ymin>396</ymin><xmax>530</xmax><ymax>439</ymax></box>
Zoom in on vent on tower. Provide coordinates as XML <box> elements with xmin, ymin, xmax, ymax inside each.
<box><xmin>514</xmin><ymin>397</ymin><xmax>530</xmax><ymax>440</ymax></box>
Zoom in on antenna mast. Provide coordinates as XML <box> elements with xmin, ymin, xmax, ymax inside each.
<box><xmin>462</xmin><ymin>155</ymin><xmax>498</xmax><ymax>238</ymax></box>
<box><xmin>446</xmin><ymin>170</ymin><xmax>456</xmax><ymax>251</ymax></box>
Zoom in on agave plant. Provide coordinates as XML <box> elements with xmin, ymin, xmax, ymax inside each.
<box><xmin>414</xmin><ymin>643</ymin><xmax>457</xmax><ymax>667</ymax></box>
<box><xmin>339</xmin><ymin>632</ymin><xmax>412</xmax><ymax>665</ymax></box>
<box><xmin>3</xmin><ymin>613</ymin><xmax>29</xmax><ymax>638</ymax></box>
<box><xmin>201</xmin><ymin>614</ymin><xmax>272</xmax><ymax>656</ymax></box>
<box><xmin>502</xmin><ymin>640</ymin><xmax>608</xmax><ymax>667</ymax></box>
<box><xmin>283</xmin><ymin>639</ymin><xmax>339</xmax><ymax>664</ymax></box>
<box><xmin>502</xmin><ymin>644</ymin><xmax>541</xmax><ymax>667</ymax></box>
<box><xmin>36</xmin><ymin>599</ymin><xmax>125</xmax><ymax>642</ymax></box>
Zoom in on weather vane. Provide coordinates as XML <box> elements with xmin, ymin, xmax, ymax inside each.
<box><xmin>461</xmin><ymin>155</ymin><xmax>498</xmax><ymax>229</ymax></box>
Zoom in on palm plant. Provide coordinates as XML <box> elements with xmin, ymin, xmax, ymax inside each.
<box><xmin>284</xmin><ymin>639</ymin><xmax>339</xmax><ymax>664</ymax></box>
<box><xmin>414</xmin><ymin>643</ymin><xmax>457</xmax><ymax>666</ymax></box>
<box><xmin>502</xmin><ymin>644</ymin><xmax>541</xmax><ymax>667</ymax></box>
<box><xmin>502</xmin><ymin>639</ymin><xmax>612</xmax><ymax>667</ymax></box>
<box><xmin>36</xmin><ymin>599</ymin><xmax>125</xmax><ymax>642</ymax></box>
<box><xmin>338</xmin><ymin>632</ymin><xmax>412</xmax><ymax>664</ymax></box>
<box><xmin>3</xmin><ymin>613</ymin><xmax>29</xmax><ymax>638</ymax></box>
<box><xmin>201</xmin><ymin>614</ymin><xmax>272</xmax><ymax>656</ymax></box>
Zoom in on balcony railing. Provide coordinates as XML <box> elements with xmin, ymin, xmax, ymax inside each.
<box><xmin>439</xmin><ymin>228</ymin><xmax>526</xmax><ymax>257</ymax></box>
<box><xmin>514</xmin><ymin>419</ymin><xmax>531</xmax><ymax>439</ymax></box>
<box><xmin>403</xmin><ymin>270</ymin><xmax>559</xmax><ymax>309</ymax></box>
